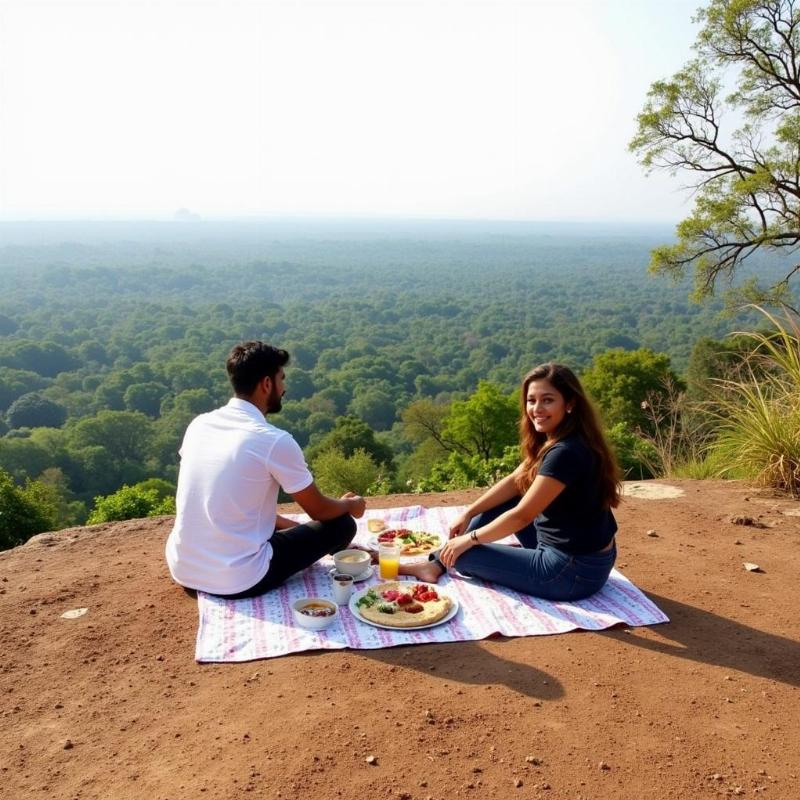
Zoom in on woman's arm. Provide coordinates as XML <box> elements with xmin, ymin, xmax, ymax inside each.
<box><xmin>439</xmin><ymin>474</ymin><xmax>566</xmax><ymax>568</ymax></box>
<box><xmin>449</xmin><ymin>464</ymin><xmax>525</xmax><ymax>537</ymax></box>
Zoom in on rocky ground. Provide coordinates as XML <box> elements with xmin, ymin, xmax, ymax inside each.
<box><xmin>2</xmin><ymin>480</ymin><xmax>799</xmax><ymax>800</ymax></box>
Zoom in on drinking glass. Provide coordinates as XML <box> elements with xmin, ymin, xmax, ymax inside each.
<box><xmin>378</xmin><ymin>541</ymin><xmax>401</xmax><ymax>580</ymax></box>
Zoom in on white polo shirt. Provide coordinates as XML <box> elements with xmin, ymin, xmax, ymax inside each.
<box><xmin>165</xmin><ymin>397</ymin><xmax>313</xmax><ymax>594</ymax></box>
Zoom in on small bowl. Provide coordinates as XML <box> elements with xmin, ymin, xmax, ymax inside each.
<box><xmin>333</xmin><ymin>548</ymin><xmax>371</xmax><ymax>577</ymax></box>
<box><xmin>292</xmin><ymin>597</ymin><xmax>339</xmax><ymax>631</ymax></box>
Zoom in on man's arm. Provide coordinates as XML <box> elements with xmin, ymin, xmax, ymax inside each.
<box><xmin>290</xmin><ymin>482</ymin><xmax>366</xmax><ymax>521</ymax></box>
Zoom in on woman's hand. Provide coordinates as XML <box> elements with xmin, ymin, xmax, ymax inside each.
<box><xmin>449</xmin><ymin>511</ymin><xmax>472</xmax><ymax>539</ymax></box>
<box><xmin>438</xmin><ymin>533</ymin><xmax>474</xmax><ymax>569</ymax></box>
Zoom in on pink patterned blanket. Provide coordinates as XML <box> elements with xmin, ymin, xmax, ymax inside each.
<box><xmin>195</xmin><ymin>505</ymin><xmax>668</xmax><ymax>662</ymax></box>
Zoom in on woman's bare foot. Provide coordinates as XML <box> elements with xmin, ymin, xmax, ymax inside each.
<box><xmin>400</xmin><ymin>559</ymin><xmax>445</xmax><ymax>584</ymax></box>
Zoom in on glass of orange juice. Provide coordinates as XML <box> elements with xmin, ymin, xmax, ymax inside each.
<box><xmin>378</xmin><ymin>541</ymin><xmax>401</xmax><ymax>580</ymax></box>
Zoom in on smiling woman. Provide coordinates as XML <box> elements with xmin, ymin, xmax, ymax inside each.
<box><xmin>402</xmin><ymin>363</ymin><xmax>623</xmax><ymax>601</ymax></box>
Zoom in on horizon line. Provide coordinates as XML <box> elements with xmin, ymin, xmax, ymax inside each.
<box><xmin>0</xmin><ymin>214</ymin><xmax>679</xmax><ymax>227</ymax></box>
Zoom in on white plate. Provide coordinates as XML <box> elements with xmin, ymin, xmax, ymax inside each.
<box><xmin>329</xmin><ymin>564</ymin><xmax>374</xmax><ymax>582</ymax></box>
<box><xmin>367</xmin><ymin>531</ymin><xmax>443</xmax><ymax>556</ymax></box>
<box><xmin>348</xmin><ymin>583</ymin><xmax>459</xmax><ymax>631</ymax></box>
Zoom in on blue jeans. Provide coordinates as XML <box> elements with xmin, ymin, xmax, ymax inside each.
<box><xmin>448</xmin><ymin>498</ymin><xmax>616</xmax><ymax>601</ymax></box>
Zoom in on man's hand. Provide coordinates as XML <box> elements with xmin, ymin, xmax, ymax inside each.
<box><xmin>291</xmin><ymin>482</ymin><xmax>364</xmax><ymax>521</ymax></box>
<box><xmin>340</xmin><ymin>491</ymin><xmax>366</xmax><ymax>518</ymax></box>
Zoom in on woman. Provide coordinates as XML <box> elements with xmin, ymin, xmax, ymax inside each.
<box><xmin>405</xmin><ymin>363</ymin><xmax>621</xmax><ymax>600</ymax></box>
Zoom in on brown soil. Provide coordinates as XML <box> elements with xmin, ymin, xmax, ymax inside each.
<box><xmin>2</xmin><ymin>480</ymin><xmax>799</xmax><ymax>800</ymax></box>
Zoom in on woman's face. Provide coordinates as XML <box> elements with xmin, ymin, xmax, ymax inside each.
<box><xmin>526</xmin><ymin>378</ymin><xmax>572</xmax><ymax>438</ymax></box>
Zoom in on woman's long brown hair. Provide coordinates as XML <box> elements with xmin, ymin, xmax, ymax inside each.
<box><xmin>515</xmin><ymin>363</ymin><xmax>621</xmax><ymax>508</ymax></box>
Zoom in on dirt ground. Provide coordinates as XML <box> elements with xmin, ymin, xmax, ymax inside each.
<box><xmin>2</xmin><ymin>480</ymin><xmax>799</xmax><ymax>800</ymax></box>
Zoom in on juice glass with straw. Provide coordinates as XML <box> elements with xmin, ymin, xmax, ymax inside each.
<box><xmin>378</xmin><ymin>540</ymin><xmax>401</xmax><ymax>580</ymax></box>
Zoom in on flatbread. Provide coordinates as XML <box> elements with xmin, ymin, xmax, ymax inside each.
<box><xmin>367</xmin><ymin>519</ymin><xmax>387</xmax><ymax>533</ymax></box>
<box><xmin>356</xmin><ymin>581</ymin><xmax>452</xmax><ymax>628</ymax></box>
<box><xmin>377</xmin><ymin>529</ymin><xmax>441</xmax><ymax>556</ymax></box>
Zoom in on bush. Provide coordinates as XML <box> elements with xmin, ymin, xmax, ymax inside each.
<box><xmin>0</xmin><ymin>468</ymin><xmax>53</xmax><ymax>550</ymax></box>
<box><xmin>414</xmin><ymin>446</ymin><xmax>520</xmax><ymax>492</ymax></box>
<box><xmin>311</xmin><ymin>448</ymin><xmax>381</xmax><ymax>497</ymax></box>
<box><xmin>708</xmin><ymin>307</ymin><xmax>800</xmax><ymax>496</ymax></box>
<box><xmin>87</xmin><ymin>482</ymin><xmax>176</xmax><ymax>524</ymax></box>
<box><xmin>606</xmin><ymin>423</ymin><xmax>658</xmax><ymax>480</ymax></box>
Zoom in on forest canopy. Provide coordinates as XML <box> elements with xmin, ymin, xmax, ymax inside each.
<box><xmin>0</xmin><ymin>220</ymin><xmax>793</xmax><ymax>542</ymax></box>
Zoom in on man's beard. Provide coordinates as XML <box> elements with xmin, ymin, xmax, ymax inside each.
<box><xmin>267</xmin><ymin>384</ymin><xmax>283</xmax><ymax>413</ymax></box>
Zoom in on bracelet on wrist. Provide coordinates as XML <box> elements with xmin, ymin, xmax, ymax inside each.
<box><xmin>469</xmin><ymin>529</ymin><xmax>479</xmax><ymax>544</ymax></box>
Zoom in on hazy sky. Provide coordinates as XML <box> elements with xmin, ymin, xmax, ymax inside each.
<box><xmin>0</xmin><ymin>0</ymin><xmax>702</xmax><ymax>223</ymax></box>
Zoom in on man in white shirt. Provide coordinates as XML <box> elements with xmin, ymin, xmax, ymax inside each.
<box><xmin>166</xmin><ymin>341</ymin><xmax>366</xmax><ymax>597</ymax></box>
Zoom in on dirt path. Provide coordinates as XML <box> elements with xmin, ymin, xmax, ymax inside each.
<box><xmin>2</xmin><ymin>480</ymin><xmax>799</xmax><ymax>800</ymax></box>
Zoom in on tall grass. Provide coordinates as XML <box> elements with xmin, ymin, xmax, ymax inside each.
<box><xmin>709</xmin><ymin>307</ymin><xmax>800</xmax><ymax>496</ymax></box>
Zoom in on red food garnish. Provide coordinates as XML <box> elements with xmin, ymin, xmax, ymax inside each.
<box><xmin>382</xmin><ymin>590</ymin><xmax>400</xmax><ymax>601</ymax></box>
<box><xmin>381</xmin><ymin>528</ymin><xmax>411</xmax><ymax>540</ymax></box>
<box><xmin>396</xmin><ymin>593</ymin><xmax>413</xmax><ymax>605</ymax></box>
<box><xmin>419</xmin><ymin>591</ymin><xmax>437</xmax><ymax>602</ymax></box>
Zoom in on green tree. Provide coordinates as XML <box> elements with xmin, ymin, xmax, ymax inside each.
<box><xmin>76</xmin><ymin>340</ymin><xmax>108</xmax><ymax>364</ymax></box>
<box><xmin>415</xmin><ymin>446</ymin><xmax>520</xmax><ymax>492</ymax></box>
<box><xmin>348</xmin><ymin>385</ymin><xmax>396</xmax><ymax>430</ymax></box>
<box><xmin>686</xmin><ymin>334</ymin><xmax>754</xmax><ymax>399</ymax></box>
<box><xmin>630</xmin><ymin>0</ymin><xmax>800</xmax><ymax>303</ymax></box>
<box><xmin>441</xmin><ymin>381</ymin><xmax>519</xmax><ymax>461</ymax></box>
<box><xmin>0</xmin><ymin>436</ymin><xmax>52</xmax><ymax>482</ymax></box>
<box><xmin>7</xmin><ymin>393</ymin><xmax>68</xmax><ymax>430</ymax></box>
<box><xmin>307</xmin><ymin>416</ymin><xmax>394</xmax><ymax>469</ymax></box>
<box><xmin>69</xmin><ymin>410</ymin><xmax>153</xmax><ymax>464</ymax></box>
<box><xmin>134</xmin><ymin>477</ymin><xmax>176</xmax><ymax>501</ymax></box>
<box><xmin>0</xmin><ymin>468</ymin><xmax>52</xmax><ymax>549</ymax></box>
<box><xmin>0</xmin><ymin>313</ymin><xmax>18</xmax><ymax>335</ymax></box>
<box><xmin>29</xmin><ymin>467</ymin><xmax>87</xmax><ymax>528</ymax></box>
<box><xmin>124</xmin><ymin>382</ymin><xmax>167</xmax><ymax>417</ymax></box>
<box><xmin>582</xmin><ymin>349</ymin><xmax>683</xmax><ymax>431</ymax></box>
<box><xmin>66</xmin><ymin>411</ymin><xmax>155</xmax><ymax>497</ymax></box>
<box><xmin>401</xmin><ymin>398</ymin><xmax>451</xmax><ymax>451</ymax></box>
<box><xmin>311</xmin><ymin>448</ymin><xmax>381</xmax><ymax>496</ymax></box>
<box><xmin>0</xmin><ymin>340</ymin><xmax>78</xmax><ymax>377</ymax></box>
<box><xmin>0</xmin><ymin>367</ymin><xmax>48</xmax><ymax>412</ymax></box>
<box><xmin>87</xmin><ymin>481</ymin><xmax>176</xmax><ymax>524</ymax></box>
<box><xmin>286</xmin><ymin>367</ymin><xmax>315</xmax><ymax>401</ymax></box>
<box><xmin>606</xmin><ymin>422</ymin><xmax>658</xmax><ymax>480</ymax></box>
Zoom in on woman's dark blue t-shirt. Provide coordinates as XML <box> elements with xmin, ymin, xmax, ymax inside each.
<box><xmin>534</xmin><ymin>434</ymin><xmax>617</xmax><ymax>554</ymax></box>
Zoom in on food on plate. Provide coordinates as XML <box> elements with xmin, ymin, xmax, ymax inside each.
<box><xmin>367</xmin><ymin>519</ymin><xmax>387</xmax><ymax>533</ymax></box>
<box><xmin>338</xmin><ymin>554</ymin><xmax>365</xmax><ymax>563</ymax></box>
<box><xmin>355</xmin><ymin>582</ymin><xmax>452</xmax><ymax>628</ymax></box>
<box><xmin>376</xmin><ymin>529</ymin><xmax>441</xmax><ymax>556</ymax></box>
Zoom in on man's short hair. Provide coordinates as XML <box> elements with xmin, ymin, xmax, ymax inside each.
<box><xmin>226</xmin><ymin>341</ymin><xmax>290</xmax><ymax>396</ymax></box>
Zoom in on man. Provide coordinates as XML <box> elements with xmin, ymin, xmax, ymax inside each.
<box><xmin>165</xmin><ymin>341</ymin><xmax>365</xmax><ymax>597</ymax></box>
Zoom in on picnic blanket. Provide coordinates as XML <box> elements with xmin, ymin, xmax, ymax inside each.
<box><xmin>195</xmin><ymin>506</ymin><xmax>668</xmax><ymax>662</ymax></box>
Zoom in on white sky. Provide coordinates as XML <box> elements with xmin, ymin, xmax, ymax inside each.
<box><xmin>0</xmin><ymin>0</ymin><xmax>702</xmax><ymax>223</ymax></box>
